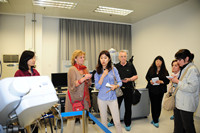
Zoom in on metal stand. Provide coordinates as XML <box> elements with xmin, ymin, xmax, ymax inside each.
<box><xmin>82</xmin><ymin>110</ymin><xmax>88</xmax><ymax>133</ymax></box>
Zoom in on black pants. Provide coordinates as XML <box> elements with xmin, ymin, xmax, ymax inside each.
<box><xmin>174</xmin><ymin>108</ymin><xmax>196</xmax><ymax>133</ymax></box>
<box><xmin>149</xmin><ymin>91</ymin><xmax>164</xmax><ymax>123</ymax></box>
<box><xmin>111</xmin><ymin>87</ymin><xmax>133</xmax><ymax>126</ymax></box>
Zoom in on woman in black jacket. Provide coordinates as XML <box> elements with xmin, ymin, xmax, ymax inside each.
<box><xmin>146</xmin><ymin>56</ymin><xmax>169</xmax><ymax>128</ymax></box>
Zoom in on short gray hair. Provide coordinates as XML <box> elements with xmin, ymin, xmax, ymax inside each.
<box><xmin>119</xmin><ymin>50</ymin><xmax>127</xmax><ymax>55</ymax></box>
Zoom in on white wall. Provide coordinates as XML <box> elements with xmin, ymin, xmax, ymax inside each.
<box><xmin>0</xmin><ymin>14</ymin><xmax>25</xmax><ymax>52</ymax></box>
<box><xmin>0</xmin><ymin>14</ymin><xmax>25</xmax><ymax>78</ymax></box>
<box><xmin>132</xmin><ymin>0</ymin><xmax>200</xmax><ymax>87</ymax></box>
<box><xmin>131</xmin><ymin>0</ymin><xmax>200</xmax><ymax>116</ymax></box>
<box><xmin>0</xmin><ymin>14</ymin><xmax>25</xmax><ymax>56</ymax></box>
<box><xmin>0</xmin><ymin>14</ymin><xmax>59</xmax><ymax>79</ymax></box>
<box><xmin>42</xmin><ymin>17</ymin><xmax>59</xmax><ymax>77</ymax></box>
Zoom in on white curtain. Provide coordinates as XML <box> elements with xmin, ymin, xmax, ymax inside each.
<box><xmin>59</xmin><ymin>19</ymin><xmax>132</xmax><ymax>71</ymax></box>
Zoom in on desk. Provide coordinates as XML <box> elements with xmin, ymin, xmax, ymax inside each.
<box><xmin>57</xmin><ymin>92</ymin><xmax>66</xmax><ymax>112</ymax></box>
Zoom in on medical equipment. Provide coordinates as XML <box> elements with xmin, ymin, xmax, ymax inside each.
<box><xmin>0</xmin><ymin>76</ymin><xmax>59</xmax><ymax>132</ymax></box>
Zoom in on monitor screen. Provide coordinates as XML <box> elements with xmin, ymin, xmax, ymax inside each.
<box><xmin>90</xmin><ymin>70</ymin><xmax>96</xmax><ymax>83</ymax></box>
<box><xmin>51</xmin><ymin>73</ymin><xmax>68</xmax><ymax>88</ymax></box>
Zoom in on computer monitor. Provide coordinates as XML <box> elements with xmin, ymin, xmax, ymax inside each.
<box><xmin>89</xmin><ymin>70</ymin><xmax>96</xmax><ymax>88</ymax></box>
<box><xmin>51</xmin><ymin>73</ymin><xmax>68</xmax><ymax>92</ymax></box>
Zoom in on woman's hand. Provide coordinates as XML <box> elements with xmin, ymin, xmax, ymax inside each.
<box><xmin>98</xmin><ymin>69</ymin><xmax>108</xmax><ymax>85</ymax></box>
<box><xmin>156</xmin><ymin>80</ymin><xmax>164</xmax><ymax>84</ymax></box>
<box><xmin>171</xmin><ymin>77</ymin><xmax>179</xmax><ymax>84</ymax></box>
<box><xmin>102</xmin><ymin>69</ymin><xmax>109</xmax><ymax>77</ymax></box>
<box><xmin>110</xmin><ymin>84</ymin><xmax>118</xmax><ymax>90</ymax></box>
<box><xmin>84</xmin><ymin>74</ymin><xmax>92</xmax><ymax>80</ymax></box>
<box><xmin>150</xmin><ymin>80</ymin><xmax>154</xmax><ymax>85</ymax></box>
<box><xmin>77</xmin><ymin>74</ymin><xmax>92</xmax><ymax>86</ymax></box>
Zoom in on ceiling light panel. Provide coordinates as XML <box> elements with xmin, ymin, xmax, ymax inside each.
<box><xmin>0</xmin><ymin>0</ymin><xmax>8</xmax><ymax>3</ymax></box>
<box><xmin>32</xmin><ymin>0</ymin><xmax>77</xmax><ymax>9</ymax></box>
<box><xmin>95</xmin><ymin>6</ymin><xmax>133</xmax><ymax>16</ymax></box>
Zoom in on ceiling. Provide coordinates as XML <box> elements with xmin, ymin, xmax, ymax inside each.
<box><xmin>0</xmin><ymin>0</ymin><xmax>187</xmax><ymax>24</ymax></box>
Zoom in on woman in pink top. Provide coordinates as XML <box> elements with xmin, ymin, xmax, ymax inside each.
<box><xmin>14</xmin><ymin>50</ymin><xmax>40</xmax><ymax>77</ymax></box>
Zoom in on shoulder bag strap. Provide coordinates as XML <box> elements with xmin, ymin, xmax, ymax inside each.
<box><xmin>169</xmin><ymin>82</ymin><xmax>174</xmax><ymax>92</ymax></box>
<box><xmin>83</xmin><ymin>88</ymin><xmax>85</xmax><ymax>99</ymax></box>
<box><xmin>68</xmin><ymin>91</ymin><xmax>73</xmax><ymax>104</ymax></box>
<box><xmin>112</xmin><ymin>67</ymin><xmax>117</xmax><ymax>82</ymax></box>
<box><xmin>172</xmin><ymin>64</ymin><xmax>193</xmax><ymax>96</ymax></box>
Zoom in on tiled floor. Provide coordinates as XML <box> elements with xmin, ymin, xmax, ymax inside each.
<box><xmin>38</xmin><ymin>109</ymin><xmax>200</xmax><ymax>133</ymax></box>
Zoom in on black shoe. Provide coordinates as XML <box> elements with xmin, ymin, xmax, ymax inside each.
<box><xmin>75</xmin><ymin>118</ymin><xmax>80</xmax><ymax>123</ymax></box>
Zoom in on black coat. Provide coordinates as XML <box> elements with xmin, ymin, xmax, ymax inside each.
<box><xmin>146</xmin><ymin>70</ymin><xmax>169</xmax><ymax>94</ymax></box>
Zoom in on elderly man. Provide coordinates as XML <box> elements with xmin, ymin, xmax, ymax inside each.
<box><xmin>108</xmin><ymin>50</ymin><xmax>138</xmax><ymax>131</ymax></box>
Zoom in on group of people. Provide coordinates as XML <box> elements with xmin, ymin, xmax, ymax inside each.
<box><xmin>64</xmin><ymin>49</ymin><xmax>138</xmax><ymax>133</ymax></box>
<box><xmin>145</xmin><ymin>49</ymin><xmax>200</xmax><ymax>133</ymax></box>
<box><xmin>14</xmin><ymin>48</ymin><xmax>199</xmax><ymax>133</ymax></box>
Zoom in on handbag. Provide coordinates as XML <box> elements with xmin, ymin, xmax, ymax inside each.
<box><xmin>132</xmin><ymin>88</ymin><xmax>141</xmax><ymax>105</ymax></box>
<box><xmin>68</xmin><ymin>91</ymin><xmax>85</xmax><ymax>111</ymax></box>
<box><xmin>163</xmin><ymin>65</ymin><xmax>192</xmax><ymax>111</ymax></box>
<box><xmin>163</xmin><ymin>86</ymin><xmax>177</xmax><ymax>111</ymax></box>
<box><xmin>112</xmin><ymin>68</ymin><xmax>123</xmax><ymax>97</ymax></box>
<box><xmin>116</xmin><ymin>87</ymin><xmax>123</xmax><ymax>97</ymax></box>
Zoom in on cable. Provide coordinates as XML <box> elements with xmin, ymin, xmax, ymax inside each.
<box><xmin>31</xmin><ymin>122</ymin><xmax>37</xmax><ymax>133</ymax></box>
<box><xmin>48</xmin><ymin>113</ymin><xmax>53</xmax><ymax>133</ymax></box>
<box><xmin>36</xmin><ymin>120</ymin><xmax>42</xmax><ymax>133</ymax></box>
<box><xmin>55</xmin><ymin>107</ymin><xmax>63</xmax><ymax>133</ymax></box>
<box><xmin>54</xmin><ymin>118</ymin><xmax>58</xmax><ymax>133</ymax></box>
<box><xmin>7</xmin><ymin>96</ymin><xmax>23</xmax><ymax>125</ymax></box>
<box><xmin>41</xmin><ymin>113</ymin><xmax>53</xmax><ymax>133</ymax></box>
<box><xmin>7</xmin><ymin>89</ymin><xmax>31</xmax><ymax>125</ymax></box>
<box><xmin>43</xmin><ymin>115</ymin><xmax>47</xmax><ymax>133</ymax></box>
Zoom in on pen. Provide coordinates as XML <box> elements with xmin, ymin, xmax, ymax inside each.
<box><xmin>106</xmin><ymin>89</ymin><xmax>112</xmax><ymax>93</ymax></box>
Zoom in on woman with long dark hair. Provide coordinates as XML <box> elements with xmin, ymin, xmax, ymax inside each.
<box><xmin>95</xmin><ymin>50</ymin><xmax>122</xmax><ymax>133</ymax></box>
<box><xmin>146</xmin><ymin>56</ymin><xmax>169</xmax><ymax>128</ymax></box>
<box><xmin>15</xmin><ymin>50</ymin><xmax>40</xmax><ymax>77</ymax></box>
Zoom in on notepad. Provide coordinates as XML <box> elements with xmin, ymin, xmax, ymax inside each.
<box><xmin>166</xmin><ymin>76</ymin><xmax>173</xmax><ymax>79</ymax></box>
<box><xmin>152</xmin><ymin>77</ymin><xmax>159</xmax><ymax>85</ymax></box>
<box><xmin>106</xmin><ymin>83</ymin><xmax>112</xmax><ymax>88</ymax></box>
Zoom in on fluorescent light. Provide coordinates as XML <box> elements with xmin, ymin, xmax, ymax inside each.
<box><xmin>32</xmin><ymin>0</ymin><xmax>77</xmax><ymax>9</ymax></box>
<box><xmin>94</xmin><ymin>6</ymin><xmax>133</xmax><ymax>16</ymax></box>
<box><xmin>0</xmin><ymin>0</ymin><xmax>8</xmax><ymax>3</ymax></box>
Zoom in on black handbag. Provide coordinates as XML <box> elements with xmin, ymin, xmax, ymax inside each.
<box><xmin>132</xmin><ymin>89</ymin><xmax>141</xmax><ymax>105</ymax></box>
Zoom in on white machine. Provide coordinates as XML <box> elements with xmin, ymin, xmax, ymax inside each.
<box><xmin>108</xmin><ymin>48</ymin><xmax>129</xmax><ymax>64</ymax></box>
<box><xmin>108</xmin><ymin>48</ymin><xmax>119</xmax><ymax>64</ymax></box>
<box><xmin>0</xmin><ymin>76</ymin><xmax>59</xmax><ymax>132</ymax></box>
